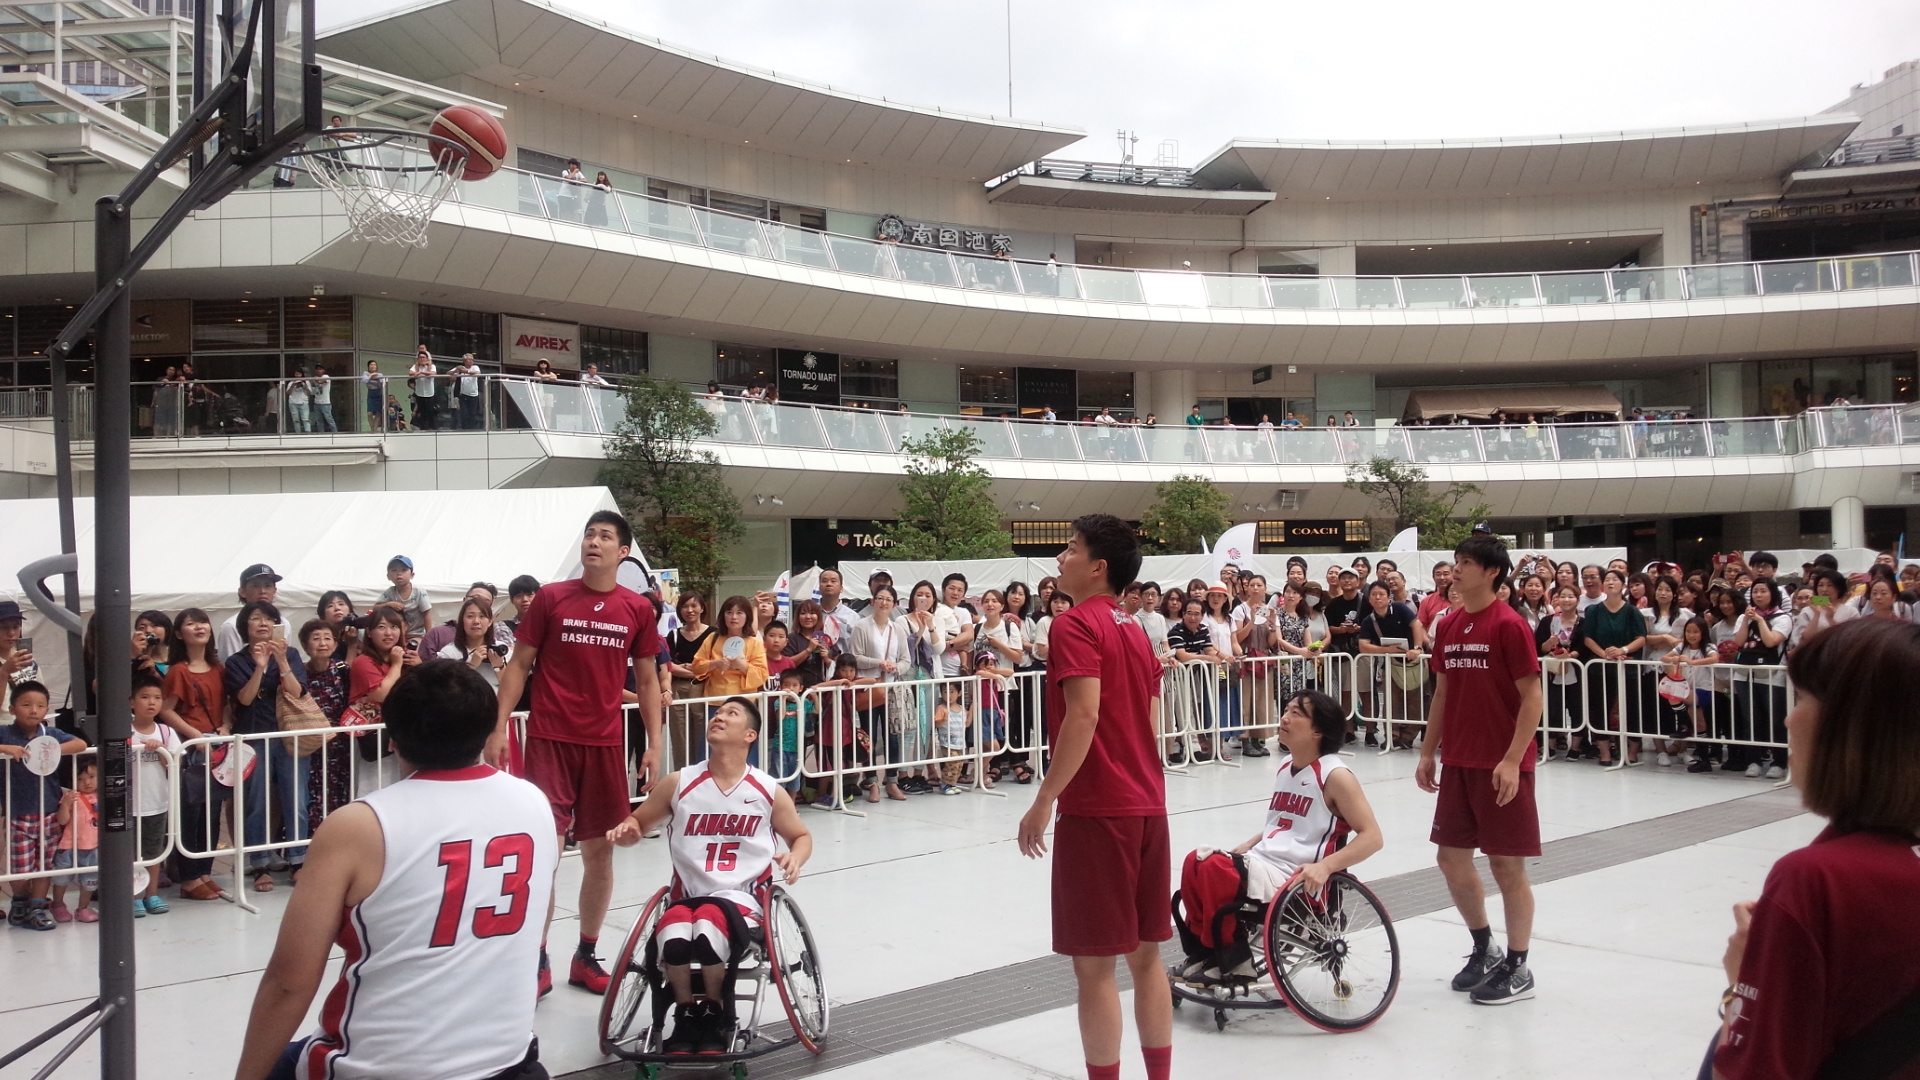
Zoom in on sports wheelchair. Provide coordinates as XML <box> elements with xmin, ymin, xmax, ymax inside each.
<box><xmin>1169</xmin><ymin>870</ymin><xmax>1400</xmax><ymax>1033</ymax></box>
<box><xmin>597</xmin><ymin>881</ymin><xmax>827</xmax><ymax>1079</ymax></box>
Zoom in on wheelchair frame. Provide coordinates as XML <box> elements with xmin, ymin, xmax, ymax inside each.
<box><xmin>1169</xmin><ymin>870</ymin><xmax>1401</xmax><ymax>1034</ymax></box>
<box><xmin>598</xmin><ymin>881</ymin><xmax>828</xmax><ymax>1079</ymax></box>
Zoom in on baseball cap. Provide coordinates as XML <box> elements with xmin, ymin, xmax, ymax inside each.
<box><xmin>239</xmin><ymin>563</ymin><xmax>282</xmax><ymax>585</ymax></box>
<box><xmin>388</xmin><ymin>555</ymin><xmax>414</xmax><ymax>570</ymax></box>
<box><xmin>0</xmin><ymin>599</ymin><xmax>22</xmax><ymax>622</ymax></box>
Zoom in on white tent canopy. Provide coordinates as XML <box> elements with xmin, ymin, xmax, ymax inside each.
<box><xmin>3</xmin><ymin>487</ymin><xmax>620</xmax><ymax>699</ymax></box>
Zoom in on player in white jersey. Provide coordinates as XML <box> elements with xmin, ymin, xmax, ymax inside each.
<box><xmin>237</xmin><ymin>659</ymin><xmax>559</xmax><ymax>1080</ymax></box>
<box><xmin>610</xmin><ymin>696</ymin><xmax>812</xmax><ymax>1056</ymax></box>
<box><xmin>1172</xmin><ymin>689</ymin><xmax>1384</xmax><ymax>984</ymax></box>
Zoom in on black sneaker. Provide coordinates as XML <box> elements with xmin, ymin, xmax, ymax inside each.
<box><xmin>1450</xmin><ymin>944</ymin><xmax>1505</xmax><ymax>991</ymax></box>
<box><xmin>694</xmin><ymin>1000</ymin><xmax>732</xmax><ymax>1055</ymax></box>
<box><xmin>1687</xmin><ymin>757</ymin><xmax>1713</xmax><ymax>774</ymax></box>
<box><xmin>1470</xmin><ymin>957</ymin><xmax>1535</xmax><ymax>1005</ymax></box>
<box><xmin>1364</xmin><ymin>731</ymin><xmax>1379</xmax><ymax>748</ymax></box>
<box><xmin>1191</xmin><ymin>747</ymin><xmax>1214</xmax><ymax>763</ymax></box>
<box><xmin>1166</xmin><ymin>749</ymin><xmax>1186</xmax><ymax>766</ymax></box>
<box><xmin>662</xmin><ymin>1003</ymin><xmax>696</xmax><ymax>1055</ymax></box>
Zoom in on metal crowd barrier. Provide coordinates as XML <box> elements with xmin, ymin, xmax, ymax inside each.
<box><xmin>1</xmin><ymin>744</ymin><xmax>177</xmax><ymax>890</ymax></box>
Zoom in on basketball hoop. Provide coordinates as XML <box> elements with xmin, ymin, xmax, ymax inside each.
<box><xmin>294</xmin><ymin>128</ymin><xmax>468</xmax><ymax>247</ymax></box>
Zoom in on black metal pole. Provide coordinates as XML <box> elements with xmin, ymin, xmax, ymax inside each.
<box><xmin>45</xmin><ymin>324</ymin><xmax>88</xmax><ymax>723</ymax></box>
<box><xmin>92</xmin><ymin>195</ymin><xmax>136</xmax><ymax>1080</ymax></box>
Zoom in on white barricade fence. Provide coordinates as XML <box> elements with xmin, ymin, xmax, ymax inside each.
<box><xmin>1351</xmin><ymin>647</ymin><xmax>1433</xmax><ymax>753</ymax></box>
<box><xmin>1565</xmin><ymin>656</ymin><xmax>1791</xmax><ymax>773</ymax></box>
<box><xmin>1</xmin><ymin>743</ymin><xmax>179</xmax><ymax>889</ymax></box>
<box><xmin>1159</xmin><ymin>653</ymin><xmax>1350</xmax><ymax>766</ymax></box>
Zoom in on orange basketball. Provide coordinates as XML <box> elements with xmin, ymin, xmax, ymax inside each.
<box><xmin>429</xmin><ymin>105</ymin><xmax>507</xmax><ymax>182</ymax></box>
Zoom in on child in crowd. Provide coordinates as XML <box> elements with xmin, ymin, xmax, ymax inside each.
<box><xmin>763</xmin><ymin>621</ymin><xmax>796</xmax><ymax>686</ymax></box>
<box><xmin>933</xmin><ymin>682</ymin><xmax>970</xmax><ymax>796</ymax></box>
<box><xmin>1667</xmin><ymin>617</ymin><xmax>1721</xmax><ymax>774</ymax></box>
<box><xmin>376</xmin><ymin>555</ymin><xmax>432</xmax><ymax>642</ymax></box>
<box><xmin>773</xmin><ymin>668</ymin><xmax>810</xmax><ymax>795</ymax></box>
<box><xmin>130</xmin><ymin>673</ymin><xmax>179</xmax><ymax>914</ymax></box>
<box><xmin>51</xmin><ymin>759</ymin><xmax>99</xmax><ymax>923</ymax></box>
<box><xmin>3</xmin><ymin>681</ymin><xmax>87</xmax><ymax>930</ymax></box>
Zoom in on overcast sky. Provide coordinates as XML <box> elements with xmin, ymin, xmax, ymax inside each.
<box><xmin>322</xmin><ymin>0</ymin><xmax>1920</xmax><ymax>164</ymax></box>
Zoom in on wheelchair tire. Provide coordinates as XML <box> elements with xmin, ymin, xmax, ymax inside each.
<box><xmin>599</xmin><ymin>886</ymin><xmax>673</xmax><ymax>1058</ymax></box>
<box><xmin>1264</xmin><ymin>872</ymin><xmax>1399</xmax><ymax>1033</ymax></box>
<box><xmin>766</xmin><ymin>884</ymin><xmax>829</xmax><ymax>1053</ymax></box>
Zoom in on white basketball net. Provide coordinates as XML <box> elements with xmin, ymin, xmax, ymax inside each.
<box><xmin>302</xmin><ymin>130</ymin><xmax>467</xmax><ymax>247</ymax></box>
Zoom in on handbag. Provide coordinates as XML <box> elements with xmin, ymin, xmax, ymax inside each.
<box><xmin>276</xmin><ymin>689</ymin><xmax>335</xmax><ymax>757</ymax></box>
<box><xmin>1734</xmin><ymin>617</ymin><xmax>1783</xmax><ymax>667</ymax></box>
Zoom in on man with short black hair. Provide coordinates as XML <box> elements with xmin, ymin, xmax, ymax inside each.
<box><xmin>487</xmin><ymin>510</ymin><xmax>661</xmax><ymax>998</ymax></box>
<box><xmin>1419</xmin><ymin>534</ymin><xmax>1543</xmax><ymax>1006</ymax></box>
<box><xmin>1018</xmin><ymin>514</ymin><xmax>1172</xmax><ymax>1080</ymax></box>
<box><xmin>236</xmin><ymin>659</ymin><xmax>558</xmax><ymax>1080</ymax></box>
<box><xmin>1577</xmin><ymin>565</ymin><xmax>1605</xmax><ymax>613</ymax></box>
<box><xmin>816</xmin><ymin>569</ymin><xmax>857</xmax><ymax>644</ymax></box>
<box><xmin>936</xmin><ymin>573</ymin><xmax>974</xmax><ymax>677</ymax></box>
<box><xmin>1749</xmin><ymin>551</ymin><xmax>1779</xmax><ymax>578</ymax></box>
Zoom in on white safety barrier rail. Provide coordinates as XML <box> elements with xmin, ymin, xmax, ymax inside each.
<box><xmin>1158</xmin><ymin>653</ymin><xmax>1354</xmax><ymax>765</ymax></box>
<box><xmin>1</xmin><ymin>744</ymin><xmax>177</xmax><ymax>890</ymax></box>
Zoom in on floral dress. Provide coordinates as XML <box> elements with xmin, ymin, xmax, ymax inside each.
<box><xmin>1275</xmin><ymin>612</ymin><xmax>1309</xmax><ymax>699</ymax></box>
<box><xmin>304</xmin><ymin>657</ymin><xmax>352</xmax><ymax>834</ymax></box>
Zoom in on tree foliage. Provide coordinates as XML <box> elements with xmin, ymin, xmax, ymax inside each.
<box><xmin>1140</xmin><ymin>474</ymin><xmax>1231</xmax><ymax>555</ymax></box>
<box><xmin>879</xmin><ymin>427</ymin><xmax>1013</xmax><ymax>561</ymax></box>
<box><xmin>1343</xmin><ymin>457</ymin><xmax>1492</xmax><ymax>552</ymax></box>
<box><xmin>599</xmin><ymin>375</ymin><xmax>744</xmax><ymax>597</ymax></box>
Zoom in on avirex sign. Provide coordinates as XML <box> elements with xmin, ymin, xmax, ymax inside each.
<box><xmin>506</xmin><ymin>316</ymin><xmax>581</xmax><ymax>370</ymax></box>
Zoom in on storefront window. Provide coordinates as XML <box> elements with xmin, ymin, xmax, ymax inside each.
<box><xmin>959</xmin><ymin>365</ymin><xmax>1016</xmax><ymax>407</ymax></box>
<box><xmin>581</xmin><ymin>325</ymin><xmax>647</xmax><ymax>375</ymax></box>
<box><xmin>842</xmin><ymin>357</ymin><xmax>898</xmax><ymax>402</ymax></box>
<box><xmin>1077</xmin><ymin>369</ymin><xmax>1135</xmax><ymax>417</ymax></box>
<box><xmin>716</xmin><ymin>342</ymin><xmax>774</xmax><ymax>388</ymax></box>
<box><xmin>419</xmin><ymin>304</ymin><xmax>499</xmax><ymax>363</ymax></box>
<box><xmin>283</xmin><ymin>296</ymin><xmax>354</xmax><ymax>350</ymax></box>
<box><xmin>193</xmin><ymin>298</ymin><xmax>281</xmax><ymax>352</ymax></box>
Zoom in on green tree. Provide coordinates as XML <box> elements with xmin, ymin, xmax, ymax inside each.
<box><xmin>1140</xmin><ymin>474</ymin><xmax>1231</xmax><ymax>554</ymax></box>
<box><xmin>879</xmin><ymin>428</ymin><xmax>1013</xmax><ymax>560</ymax></box>
<box><xmin>1343</xmin><ymin>457</ymin><xmax>1492</xmax><ymax>552</ymax></box>
<box><xmin>599</xmin><ymin>374</ymin><xmax>744</xmax><ymax>597</ymax></box>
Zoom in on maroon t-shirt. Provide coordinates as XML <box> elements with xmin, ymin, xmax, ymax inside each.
<box><xmin>514</xmin><ymin>579</ymin><xmax>659</xmax><ymax>747</ymax></box>
<box><xmin>1717</xmin><ymin>828</ymin><xmax>1920</xmax><ymax>1080</ymax></box>
<box><xmin>1430</xmin><ymin>599</ymin><xmax>1541</xmax><ymax>771</ymax></box>
<box><xmin>1044</xmin><ymin>593</ymin><xmax>1165</xmax><ymax>817</ymax></box>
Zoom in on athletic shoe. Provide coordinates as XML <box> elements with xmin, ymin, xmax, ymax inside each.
<box><xmin>23</xmin><ymin>902</ymin><xmax>55</xmax><ymax>931</ymax></box>
<box><xmin>1470</xmin><ymin>957</ymin><xmax>1536</xmax><ymax>1005</ymax></box>
<box><xmin>569</xmin><ymin>952</ymin><xmax>610</xmax><ymax>994</ymax></box>
<box><xmin>1687</xmin><ymin>757</ymin><xmax>1714</xmax><ymax>773</ymax></box>
<box><xmin>662</xmin><ymin>1004</ymin><xmax>697</xmax><ymax>1055</ymax></box>
<box><xmin>50</xmin><ymin>901</ymin><xmax>72</xmax><ymax>924</ymax></box>
<box><xmin>1174</xmin><ymin>958</ymin><xmax>1212</xmax><ymax>985</ymax></box>
<box><xmin>694</xmin><ymin>1000</ymin><xmax>732</xmax><ymax>1055</ymax></box>
<box><xmin>143</xmin><ymin>896</ymin><xmax>169</xmax><ymax>915</ymax></box>
<box><xmin>536</xmin><ymin>949</ymin><xmax>552</xmax><ymax>1000</ymax></box>
<box><xmin>1364</xmin><ymin>731</ymin><xmax>1379</xmax><ymax>748</ymax></box>
<box><xmin>1765</xmin><ymin>765</ymin><xmax>1785</xmax><ymax>780</ymax></box>
<box><xmin>1166</xmin><ymin>749</ymin><xmax>1186</xmax><ymax>766</ymax></box>
<box><xmin>1450</xmin><ymin>943</ymin><xmax>1505</xmax><ymax>991</ymax></box>
<box><xmin>1744</xmin><ymin>763</ymin><xmax>1763</xmax><ymax>778</ymax></box>
<box><xmin>9</xmin><ymin>897</ymin><xmax>30</xmax><ymax>928</ymax></box>
<box><xmin>1191</xmin><ymin>747</ymin><xmax>1215</xmax><ymax>763</ymax></box>
<box><xmin>941</xmin><ymin>784</ymin><xmax>962</xmax><ymax>796</ymax></box>
<box><xmin>1656</xmin><ymin>752</ymin><xmax>1672</xmax><ymax>768</ymax></box>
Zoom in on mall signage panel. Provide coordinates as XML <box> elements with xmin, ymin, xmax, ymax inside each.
<box><xmin>791</xmin><ymin>517</ymin><xmax>894</xmax><ymax>569</ymax></box>
<box><xmin>777</xmin><ymin>349</ymin><xmax>840</xmax><ymax>404</ymax></box>
<box><xmin>876</xmin><ymin>214</ymin><xmax>1014</xmax><ymax>256</ymax></box>
<box><xmin>505</xmin><ymin>316</ymin><xmax>581</xmax><ymax>370</ymax></box>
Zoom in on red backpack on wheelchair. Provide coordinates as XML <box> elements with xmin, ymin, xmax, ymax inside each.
<box><xmin>1173</xmin><ymin>850</ymin><xmax>1251</xmax><ymax>959</ymax></box>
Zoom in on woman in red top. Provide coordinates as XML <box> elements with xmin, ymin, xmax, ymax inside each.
<box><xmin>160</xmin><ymin>608</ymin><xmax>224</xmax><ymax>900</ymax></box>
<box><xmin>1712</xmin><ymin>617</ymin><xmax>1920</xmax><ymax>1080</ymax></box>
<box><xmin>348</xmin><ymin>609</ymin><xmax>415</xmax><ymax>785</ymax></box>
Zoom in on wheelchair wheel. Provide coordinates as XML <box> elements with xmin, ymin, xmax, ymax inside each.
<box><xmin>599</xmin><ymin>886</ymin><xmax>672</xmax><ymax>1057</ymax></box>
<box><xmin>766</xmin><ymin>884</ymin><xmax>829</xmax><ymax>1053</ymax></box>
<box><xmin>1264</xmin><ymin>872</ymin><xmax>1399</xmax><ymax>1032</ymax></box>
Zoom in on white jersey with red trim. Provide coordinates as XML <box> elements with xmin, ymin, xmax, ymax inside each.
<box><xmin>300</xmin><ymin>765</ymin><xmax>558</xmax><ymax>1080</ymax></box>
<box><xmin>668</xmin><ymin>761</ymin><xmax>780</xmax><ymax>909</ymax></box>
<box><xmin>1246</xmin><ymin>753</ymin><xmax>1350</xmax><ymax>876</ymax></box>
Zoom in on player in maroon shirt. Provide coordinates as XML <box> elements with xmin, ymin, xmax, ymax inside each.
<box><xmin>1418</xmin><ymin>531</ymin><xmax>1544</xmax><ymax>1006</ymax></box>
<box><xmin>1017</xmin><ymin>514</ymin><xmax>1173</xmax><ymax>1080</ymax></box>
<box><xmin>1713</xmin><ymin>618</ymin><xmax>1920</xmax><ymax>1080</ymax></box>
<box><xmin>486</xmin><ymin>510</ymin><xmax>662</xmax><ymax>998</ymax></box>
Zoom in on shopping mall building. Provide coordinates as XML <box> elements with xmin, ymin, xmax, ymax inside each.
<box><xmin>2</xmin><ymin>0</ymin><xmax>1919</xmax><ymax>587</ymax></box>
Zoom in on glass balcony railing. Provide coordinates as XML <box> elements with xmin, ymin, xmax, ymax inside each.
<box><xmin>423</xmin><ymin>167</ymin><xmax>1920</xmax><ymax>314</ymax></box>
<box><xmin>25</xmin><ymin>376</ymin><xmax>1911</xmax><ymax>466</ymax></box>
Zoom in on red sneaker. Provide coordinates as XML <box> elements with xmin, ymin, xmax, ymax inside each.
<box><xmin>537</xmin><ymin>949</ymin><xmax>552</xmax><ymax>1000</ymax></box>
<box><xmin>569</xmin><ymin>952</ymin><xmax>610</xmax><ymax>995</ymax></box>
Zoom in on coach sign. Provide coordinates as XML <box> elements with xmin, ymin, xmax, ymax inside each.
<box><xmin>506</xmin><ymin>316</ymin><xmax>581</xmax><ymax>371</ymax></box>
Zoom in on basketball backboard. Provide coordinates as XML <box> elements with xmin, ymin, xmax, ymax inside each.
<box><xmin>215</xmin><ymin>0</ymin><xmax>320</xmax><ymax>164</ymax></box>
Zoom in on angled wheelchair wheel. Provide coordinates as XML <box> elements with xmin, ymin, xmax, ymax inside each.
<box><xmin>599</xmin><ymin>886</ymin><xmax>672</xmax><ymax>1058</ymax></box>
<box><xmin>766</xmin><ymin>884</ymin><xmax>828</xmax><ymax>1053</ymax></box>
<box><xmin>1264</xmin><ymin>872</ymin><xmax>1400</xmax><ymax>1032</ymax></box>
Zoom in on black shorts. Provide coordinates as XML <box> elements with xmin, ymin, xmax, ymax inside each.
<box><xmin>138</xmin><ymin>813</ymin><xmax>168</xmax><ymax>863</ymax></box>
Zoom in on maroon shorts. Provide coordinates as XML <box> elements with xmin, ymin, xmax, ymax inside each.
<box><xmin>523</xmin><ymin>737</ymin><xmax>631</xmax><ymax>839</ymax></box>
<box><xmin>1052</xmin><ymin>814</ymin><xmax>1173</xmax><ymax>956</ymax></box>
<box><xmin>1430</xmin><ymin>766</ymin><xmax>1541</xmax><ymax>857</ymax></box>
